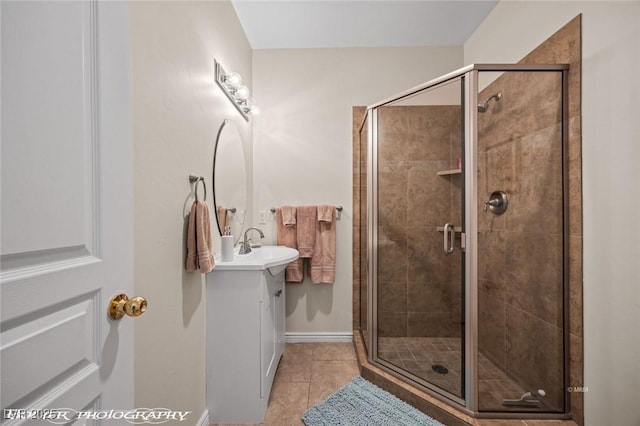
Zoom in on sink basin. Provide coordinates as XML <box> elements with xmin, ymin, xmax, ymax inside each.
<box><xmin>214</xmin><ymin>245</ymin><xmax>299</xmax><ymax>273</ymax></box>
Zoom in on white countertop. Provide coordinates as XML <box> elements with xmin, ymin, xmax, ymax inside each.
<box><xmin>213</xmin><ymin>245</ymin><xmax>299</xmax><ymax>272</ymax></box>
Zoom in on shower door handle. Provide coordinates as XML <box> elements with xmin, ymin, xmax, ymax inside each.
<box><xmin>443</xmin><ymin>223</ymin><xmax>455</xmax><ymax>254</ymax></box>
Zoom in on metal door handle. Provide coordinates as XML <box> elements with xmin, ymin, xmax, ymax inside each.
<box><xmin>108</xmin><ymin>293</ymin><xmax>148</xmax><ymax>320</ymax></box>
<box><xmin>443</xmin><ymin>223</ymin><xmax>455</xmax><ymax>254</ymax></box>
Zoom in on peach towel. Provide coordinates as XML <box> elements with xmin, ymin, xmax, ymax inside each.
<box><xmin>276</xmin><ymin>208</ymin><xmax>303</xmax><ymax>283</ymax></box>
<box><xmin>281</xmin><ymin>205</ymin><xmax>297</xmax><ymax>226</ymax></box>
<box><xmin>186</xmin><ymin>201</ymin><xmax>215</xmax><ymax>273</ymax></box>
<box><xmin>317</xmin><ymin>204</ymin><xmax>334</xmax><ymax>222</ymax></box>
<box><xmin>296</xmin><ymin>206</ymin><xmax>317</xmax><ymax>258</ymax></box>
<box><xmin>216</xmin><ymin>206</ymin><xmax>227</xmax><ymax>233</ymax></box>
<box><xmin>310</xmin><ymin>205</ymin><xmax>336</xmax><ymax>283</ymax></box>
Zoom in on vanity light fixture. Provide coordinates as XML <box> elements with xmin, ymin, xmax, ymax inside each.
<box><xmin>214</xmin><ymin>58</ymin><xmax>258</xmax><ymax>121</ymax></box>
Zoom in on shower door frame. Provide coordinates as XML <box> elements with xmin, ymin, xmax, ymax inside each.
<box><xmin>365</xmin><ymin>63</ymin><xmax>571</xmax><ymax>418</ymax></box>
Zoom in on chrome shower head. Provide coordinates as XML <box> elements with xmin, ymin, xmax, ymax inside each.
<box><xmin>478</xmin><ymin>91</ymin><xmax>502</xmax><ymax>113</ymax></box>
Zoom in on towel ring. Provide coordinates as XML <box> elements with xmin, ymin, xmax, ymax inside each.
<box><xmin>189</xmin><ymin>175</ymin><xmax>207</xmax><ymax>202</ymax></box>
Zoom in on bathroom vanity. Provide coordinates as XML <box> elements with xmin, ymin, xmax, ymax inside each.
<box><xmin>205</xmin><ymin>246</ymin><xmax>298</xmax><ymax>423</ymax></box>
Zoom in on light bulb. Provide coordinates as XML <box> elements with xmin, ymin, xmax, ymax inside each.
<box><xmin>225</xmin><ymin>72</ymin><xmax>242</xmax><ymax>89</ymax></box>
<box><xmin>235</xmin><ymin>85</ymin><xmax>250</xmax><ymax>100</ymax></box>
<box><xmin>249</xmin><ymin>105</ymin><xmax>260</xmax><ymax>115</ymax></box>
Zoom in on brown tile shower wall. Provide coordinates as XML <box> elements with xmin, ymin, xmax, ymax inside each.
<box><xmin>375</xmin><ymin>105</ymin><xmax>462</xmax><ymax>338</ymax></box>
<box><xmin>476</xmin><ymin>16</ymin><xmax>582</xmax><ymax>420</ymax></box>
<box><xmin>520</xmin><ymin>17</ymin><xmax>584</xmax><ymax>423</ymax></box>
<box><xmin>352</xmin><ymin>106</ymin><xmax>369</xmax><ymax>344</ymax></box>
<box><xmin>476</xmin><ymin>71</ymin><xmax>565</xmax><ymax>410</ymax></box>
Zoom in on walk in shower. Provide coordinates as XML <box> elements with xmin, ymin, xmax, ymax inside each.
<box><xmin>357</xmin><ymin>64</ymin><xmax>570</xmax><ymax>418</ymax></box>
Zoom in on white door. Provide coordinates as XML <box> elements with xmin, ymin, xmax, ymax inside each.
<box><xmin>1</xmin><ymin>1</ymin><xmax>135</xmax><ymax>424</ymax></box>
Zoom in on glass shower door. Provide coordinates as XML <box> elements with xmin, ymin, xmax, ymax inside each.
<box><xmin>475</xmin><ymin>70</ymin><xmax>566</xmax><ymax>413</ymax></box>
<box><xmin>373</xmin><ymin>77</ymin><xmax>466</xmax><ymax>400</ymax></box>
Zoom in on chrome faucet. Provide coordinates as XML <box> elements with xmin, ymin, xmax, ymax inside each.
<box><xmin>238</xmin><ymin>227</ymin><xmax>264</xmax><ymax>255</ymax></box>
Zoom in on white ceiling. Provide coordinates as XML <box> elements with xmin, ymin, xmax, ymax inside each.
<box><xmin>231</xmin><ymin>0</ymin><xmax>499</xmax><ymax>49</ymax></box>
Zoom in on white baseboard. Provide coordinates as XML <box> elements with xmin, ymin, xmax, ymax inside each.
<box><xmin>196</xmin><ymin>409</ymin><xmax>209</xmax><ymax>426</ymax></box>
<box><xmin>285</xmin><ymin>331</ymin><xmax>353</xmax><ymax>343</ymax></box>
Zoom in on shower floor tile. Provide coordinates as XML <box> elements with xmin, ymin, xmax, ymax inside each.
<box><xmin>378</xmin><ymin>337</ymin><xmax>527</xmax><ymax>410</ymax></box>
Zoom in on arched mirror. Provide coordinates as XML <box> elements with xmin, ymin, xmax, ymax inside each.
<box><xmin>212</xmin><ymin>119</ymin><xmax>247</xmax><ymax>243</ymax></box>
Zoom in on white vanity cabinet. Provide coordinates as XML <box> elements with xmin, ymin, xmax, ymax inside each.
<box><xmin>260</xmin><ymin>269</ymin><xmax>286</xmax><ymax>398</ymax></box>
<box><xmin>206</xmin><ymin>246</ymin><xmax>296</xmax><ymax>424</ymax></box>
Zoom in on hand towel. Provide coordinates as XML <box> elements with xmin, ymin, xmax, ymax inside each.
<box><xmin>281</xmin><ymin>205</ymin><xmax>297</xmax><ymax>226</ymax></box>
<box><xmin>317</xmin><ymin>204</ymin><xmax>334</xmax><ymax>222</ymax></box>
<box><xmin>186</xmin><ymin>201</ymin><xmax>215</xmax><ymax>273</ymax></box>
<box><xmin>217</xmin><ymin>206</ymin><xmax>227</xmax><ymax>233</ymax></box>
<box><xmin>276</xmin><ymin>208</ymin><xmax>303</xmax><ymax>283</ymax></box>
<box><xmin>196</xmin><ymin>201</ymin><xmax>215</xmax><ymax>273</ymax></box>
<box><xmin>296</xmin><ymin>205</ymin><xmax>316</xmax><ymax>258</ymax></box>
<box><xmin>186</xmin><ymin>202</ymin><xmax>199</xmax><ymax>272</ymax></box>
<box><xmin>310</xmin><ymin>205</ymin><xmax>336</xmax><ymax>284</ymax></box>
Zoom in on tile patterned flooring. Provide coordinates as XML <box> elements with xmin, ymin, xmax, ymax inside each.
<box><xmin>378</xmin><ymin>336</ymin><xmax>467</xmax><ymax>398</ymax></box>
<box><xmin>378</xmin><ymin>337</ymin><xmax>553</xmax><ymax>412</ymax></box>
<box><xmin>211</xmin><ymin>341</ymin><xmax>574</xmax><ymax>426</ymax></box>
<box><xmin>210</xmin><ymin>342</ymin><xmax>359</xmax><ymax>426</ymax></box>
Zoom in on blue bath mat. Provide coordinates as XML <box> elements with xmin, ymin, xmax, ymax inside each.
<box><xmin>302</xmin><ymin>376</ymin><xmax>444</xmax><ymax>425</ymax></box>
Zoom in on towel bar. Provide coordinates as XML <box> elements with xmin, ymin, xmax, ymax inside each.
<box><xmin>270</xmin><ymin>205</ymin><xmax>343</xmax><ymax>213</ymax></box>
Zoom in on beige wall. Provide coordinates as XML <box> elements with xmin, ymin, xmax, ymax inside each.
<box><xmin>252</xmin><ymin>47</ymin><xmax>463</xmax><ymax>334</ymax></box>
<box><xmin>130</xmin><ymin>1</ymin><xmax>252</xmax><ymax>424</ymax></box>
<box><xmin>465</xmin><ymin>2</ymin><xmax>640</xmax><ymax>425</ymax></box>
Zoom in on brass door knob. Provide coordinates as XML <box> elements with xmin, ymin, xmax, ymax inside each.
<box><xmin>108</xmin><ymin>293</ymin><xmax>148</xmax><ymax>320</ymax></box>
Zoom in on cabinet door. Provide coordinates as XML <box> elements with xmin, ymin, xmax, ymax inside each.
<box><xmin>261</xmin><ymin>274</ymin><xmax>277</xmax><ymax>398</ymax></box>
<box><xmin>274</xmin><ymin>273</ymin><xmax>285</xmax><ymax>360</ymax></box>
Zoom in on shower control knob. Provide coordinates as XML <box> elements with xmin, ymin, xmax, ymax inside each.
<box><xmin>483</xmin><ymin>190</ymin><xmax>509</xmax><ymax>215</ymax></box>
<box><xmin>483</xmin><ymin>198</ymin><xmax>501</xmax><ymax>211</ymax></box>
